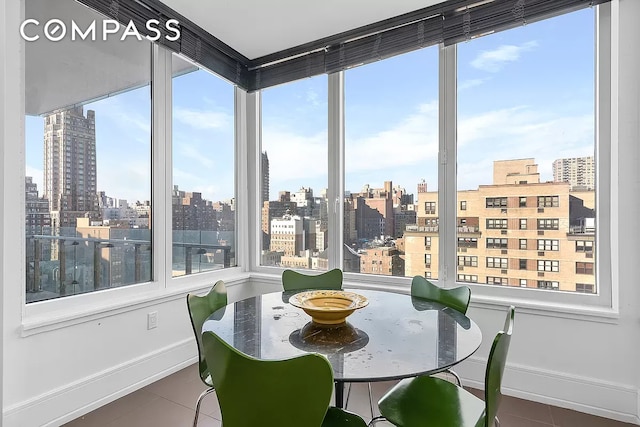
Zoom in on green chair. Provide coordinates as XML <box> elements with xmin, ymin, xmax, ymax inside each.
<box><xmin>186</xmin><ymin>280</ymin><xmax>227</xmax><ymax>427</ymax></box>
<box><xmin>411</xmin><ymin>275</ymin><xmax>471</xmax><ymax>316</ymax></box>
<box><xmin>282</xmin><ymin>268</ymin><xmax>343</xmax><ymax>292</ymax></box>
<box><xmin>411</xmin><ymin>275</ymin><xmax>471</xmax><ymax>386</ymax></box>
<box><xmin>377</xmin><ymin>306</ymin><xmax>516</xmax><ymax>427</ymax></box>
<box><xmin>202</xmin><ymin>330</ymin><xmax>368</xmax><ymax>427</ymax></box>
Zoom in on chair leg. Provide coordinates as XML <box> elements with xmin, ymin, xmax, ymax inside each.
<box><xmin>494</xmin><ymin>416</ymin><xmax>501</xmax><ymax>427</ymax></box>
<box><xmin>193</xmin><ymin>387</ymin><xmax>216</xmax><ymax>427</ymax></box>
<box><xmin>344</xmin><ymin>382</ymin><xmax>352</xmax><ymax>408</ymax></box>
<box><xmin>446</xmin><ymin>369</ymin><xmax>463</xmax><ymax>386</ymax></box>
<box><xmin>367</xmin><ymin>382</ymin><xmax>375</xmax><ymax>419</ymax></box>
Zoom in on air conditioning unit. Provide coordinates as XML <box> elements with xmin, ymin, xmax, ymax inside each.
<box><xmin>538</xmin><ymin>251</ymin><xmax>545</xmax><ymax>256</ymax></box>
<box><xmin>538</xmin><ymin>208</ymin><xmax>544</xmax><ymax>213</ymax></box>
<box><xmin>500</xmin><ymin>269</ymin><xmax>508</xmax><ymax>274</ymax></box>
<box><xmin>538</xmin><ymin>230</ymin><xmax>544</xmax><ymax>235</ymax></box>
<box><xmin>501</xmin><ymin>249</ymin><xmax>508</xmax><ymax>255</ymax></box>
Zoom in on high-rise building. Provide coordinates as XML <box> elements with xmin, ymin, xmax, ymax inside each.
<box><xmin>261</xmin><ymin>151</ymin><xmax>270</xmax><ymax>203</ymax></box>
<box><xmin>44</xmin><ymin>107</ymin><xmax>99</xmax><ymax>228</ymax></box>
<box><xmin>404</xmin><ymin>159</ymin><xmax>596</xmax><ymax>293</ymax></box>
<box><xmin>553</xmin><ymin>156</ymin><xmax>595</xmax><ymax>190</ymax></box>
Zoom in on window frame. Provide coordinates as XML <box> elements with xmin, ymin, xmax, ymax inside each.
<box><xmin>248</xmin><ymin>4</ymin><xmax>615</xmax><ymax>315</ymax></box>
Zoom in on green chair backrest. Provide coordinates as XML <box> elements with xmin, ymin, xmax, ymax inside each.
<box><xmin>282</xmin><ymin>268</ymin><xmax>343</xmax><ymax>292</ymax></box>
<box><xmin>484</xmin><ymin>306</ymin><xmax>515</xmax><ymax>427</ymax></box>
<box><xmin>202</xmin><ymin>330</ymin><xmax>334</xmax><ymax>427</ymax></box>
<box><xmin>186</xmin><ymin>280</ymin><xmax>227</xmax><ymax>384</ymax></box>
<box><xmin>410</xmin><ymin>275</ymin><xmax>471</xmax><ymax>314</ymax></box>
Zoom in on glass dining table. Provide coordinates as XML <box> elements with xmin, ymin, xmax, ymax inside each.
<box><xmin>202</xmin><ymin>288</ymin><xmax>482</xmax><ymax>408</ymax></box>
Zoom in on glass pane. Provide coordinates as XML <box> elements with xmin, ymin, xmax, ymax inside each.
<box><xmin>171</xmin><ymin>55</ymin><xmax>236</xmax><ymax>277</ymax></box>
<box><xmin>25</xmin><ymin>0</ymin><xmax>152</xmax><ymax>302</ymax></box>
<box><xmin>261</xmin><ymin>76</ymin><xmax>329</xmax><ymax>270</ymax></box>
<box><xmin>345</xmin><ymin>47</ymin><xmax>439</xmax><ymax>278</ymax></box>
<box><xmin>457</xmin><ymin>9</ymin><xmax>596</xmax><ymax>293</ymax></box>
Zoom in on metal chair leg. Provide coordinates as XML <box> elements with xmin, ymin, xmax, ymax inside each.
<box><xmin>495</xmin><ymin>416</ymin><xmax>501</xmax><ymax>427</ymax></box>
<box><xmin>367</xmin><ymin>382</ymin><xmax>375</xmax><ymax>418</ymax></box>
<box><xmin>344</xmin><ymin>382</ymin><xmax>352</xmax><ymax>408</ymax></box>
<box><xmin>193</xmin><ymin>387</ymin><xmax>216</xmax><ymax>427</ymax></box>
<box><xmin>446</xmin><ymin>369</ymin><xmax>462</xmax><ymax>386</ymax></box>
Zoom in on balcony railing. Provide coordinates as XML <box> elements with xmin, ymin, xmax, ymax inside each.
<box><xmin>26</xmin><ymin>232</ymin><xmax>233</xmax><ymax>303</ymax></box>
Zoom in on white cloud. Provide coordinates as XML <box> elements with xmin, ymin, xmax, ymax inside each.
<box><xmin>176</xmin><ymin>143</ymin><xmax>215</xmax><ymax>169</ymax></box>
<box><xmin>471</xmin><ymin>41</ymin><xmax>538</xmax><ymax>72</ymax></box>
<box><xmin>458</xmin><ymin>78</ymin><xmax>489</xmax><ymax>92</ymax></box>
<box><xmin>457</xmin><ymin>106</ymin><xmax>593</xmax><ymax>190</ymax></box>
<box><xmin>174</xmin><ymin>108</ymin><xmax>231</xmax><ymax>130</ymax></box>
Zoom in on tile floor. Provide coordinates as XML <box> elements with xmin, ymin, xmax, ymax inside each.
<box><xmin>63</xmin><ymin>364</ymin><xmax>637</xmax><ymax>427</ymax></box>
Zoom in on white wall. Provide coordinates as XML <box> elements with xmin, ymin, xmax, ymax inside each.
<box><xmin>2</xmin><ymin>1</ymin><xmax>640</xmax><ymax>426</ymax></box>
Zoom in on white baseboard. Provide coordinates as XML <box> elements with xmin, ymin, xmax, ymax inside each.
<box><xmin>458</xmin><ymin>356</ymin><xmax>640</xmax><ymax>425</ymax></box>
<box><xmin>3</xmin><ymin>339</ymin><xmax>196</xmax><ymax>427</ymax></box>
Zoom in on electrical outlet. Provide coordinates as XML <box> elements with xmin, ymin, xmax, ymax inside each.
<box><xmin>147</xmin><ymin>311</ymin><xmax>158</xmax><ymax>330</ymax></box>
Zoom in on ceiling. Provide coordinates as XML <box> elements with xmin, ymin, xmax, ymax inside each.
<box><xmin>158</xmin><ymin>0</ymin><xmax>449</xmax><ymax>60</ymax></box>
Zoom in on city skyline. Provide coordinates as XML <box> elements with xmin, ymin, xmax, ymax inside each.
<box><xmin>26</xmin><ymin>8</ymin><xmax>595</xmax><ymax>204</ymax></box>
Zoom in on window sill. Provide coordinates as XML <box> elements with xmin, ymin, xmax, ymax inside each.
<box><xmin>21</xmin><ymin>271</ymin><xmax>250</xmax><ymax>336</ymax></box>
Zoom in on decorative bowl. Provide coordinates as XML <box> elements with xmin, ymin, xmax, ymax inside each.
<box><xmin>288</xmin><ymin>290</ymin><xmax>369</xmax><ymax>325</ymax></box>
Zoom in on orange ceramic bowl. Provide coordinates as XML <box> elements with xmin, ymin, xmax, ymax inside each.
<box><xmin>289</xmin><ymin>290</ymin><xmax>369</xmax><ymax>325</ymax></box>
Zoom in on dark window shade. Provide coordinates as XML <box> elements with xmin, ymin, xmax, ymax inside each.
<box><xmin>443</xmin><ymin>0</ymin><xmax>610</xmax><ymax>46</ymax></box>
<box><xmin>77</xmin><ymin>0</ymin><xmax>610</xmax><ymax>92</ymax></box>
<box><xmin>76</xmin><ymin>0</ymin><xmax>251</xmax><ymax>88</ymax></box>
<box><xmin>251</xmin><ymin>18</ymin><xmax>443</xmax><ymax>91</ymax></box>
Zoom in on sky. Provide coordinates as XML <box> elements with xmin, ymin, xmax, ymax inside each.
<box><xmin>26</xmin><ymin>8</ymin><xmax>595</xmax><ymax>204</ymax></box>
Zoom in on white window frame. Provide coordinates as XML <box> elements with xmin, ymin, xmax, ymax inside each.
<box><xmin>20</xmin><ymin>40</ymin><xmax>245</xmax><ymax>329</ymax></box>
<box><xmin>249</xmin><ymin>5</ymin><xmax>615</xmax><ymax>316</ymax></box>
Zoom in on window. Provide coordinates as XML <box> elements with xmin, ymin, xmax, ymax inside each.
<box><xmin>425</xmin><ymin>272</ymin><xmax>432</xmax><ymax>279</ymax></box>
<box><xmin>486</xmin><ymin>197</ymin><xmax>507</xmax><ymax>208</ymax></box>
<box><xmin>458</xmin><ymin>256</ymin><xmax>478</xmax><ymax>267</ymax></box>
<box><xmin>520</xmin><ymin>279</ymin><xmax>528</xmax><ymax>287</ymax></box>
<box><xmin>487</xmin><ymin>257</ymin><xmax>508</xmax><ymax>269</ymax></box>
<box><xmin>576</xmin><ymin>262</ymin><xmax>594</xmax><ymax>275</ymax></box>
<box><xmin>486</xmin><ymin>238</ymin><xmax>508</xmax><ymax>249</ymax></box>
<box><xmin>538</xmin><ymin>239</ymin><xmax>559</xmax><ymax>251</ymax></box>
<box><xmin>24</xmin><ymin>11</ymin><xmax>152</xmax><ymax>302</ymax></box>
<box><xmin>538</xmin><ymin>281</ymin><xmax>560</xmax><ymax>290</ymax></box>
<box><xmin>458</xmin><ymin>237</ymin><xmax>478</xmax><ymax>248</ymax></box>
<box><xmin>519</xmin><ymin>259</ymin><xmax>527</xmax><ymax>270</ymax></box>
<box><xmin>424</xmin><ymin>254</ymin><xmax>431</xmax><ymax>268</ymax></box>
<box><xmin>576</xmin><ymin>283</ymin><xmax>595</xmax><ymax>293</ymax></box>
<box><xmin>487</xmin><ymin>276</ymin><xmax>508</xmax><ymax>285</ymax></box>
<box><xmin>457</xmin><ymin>7</ymin><xmax>599</xmax><ymax>296</ymax></box>
<box><xmin>172</xmin><ymin>55</ymin><xmax>236</xmax><ymax>277</ymax></box>
<box><xmin>575</xmin><ymin>240</ymin><xmax>594</xmax><ymax>252</ymax></box>
<box><xmin>486</xmin><ymin>219</ymin><xmax>508</xmax><ymax>229</ymax></box>
<box><xmin>460</xmin><ymin>201</ymin><xmax>467</xmax><ymax>210</ymax></box>
<box><xmin>424</xmin><ymin>202</ymin><xmax>436</xmax><ymax>215</ymax></box>
<box><xmin>346</xmin><ymin>47</ymin><xmax>439</xmax><ymax>278</ymax></box>
<box><xmin>424</xmin><ymin>236</ymin><xmax>431</xmax><ymax>249</ymax></box>
<box><xmin>538</xmin><ymin>260</ymin><xmax>560</xmax><ymax>272</ymax></box>
<box><xmin>262</xmin><ymin>75</ymin><xmax>328</xmax><ymax>271</ymax></box>
<box><xmin>537</xmin><ymin>196</ymin><xmax>560</xmax><ymax>207</ymax></box>
<box><xmin>458</xmin><ymin>274</ymin><xmax>478</xmax><ymax>283</ymax></box>
<box><xmin>537</xmin><ymin>219</ymin><xmax>560</xmax><ymax>230</ymax></box>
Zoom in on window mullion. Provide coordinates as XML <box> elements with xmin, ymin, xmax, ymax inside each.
<box><xmin>438</xmin><ymin>43</ymin><xmax>457</xmax><ymax>288</ymax></box>
<box><xmin>328</xmin><ymin>72</ymin><xmax>345</xmax><ymax>270</ymax></box>
<box><xmin>152</xmin><ymin>44</ymin><xmax>171</xmax><ymax>286</ymax></box>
